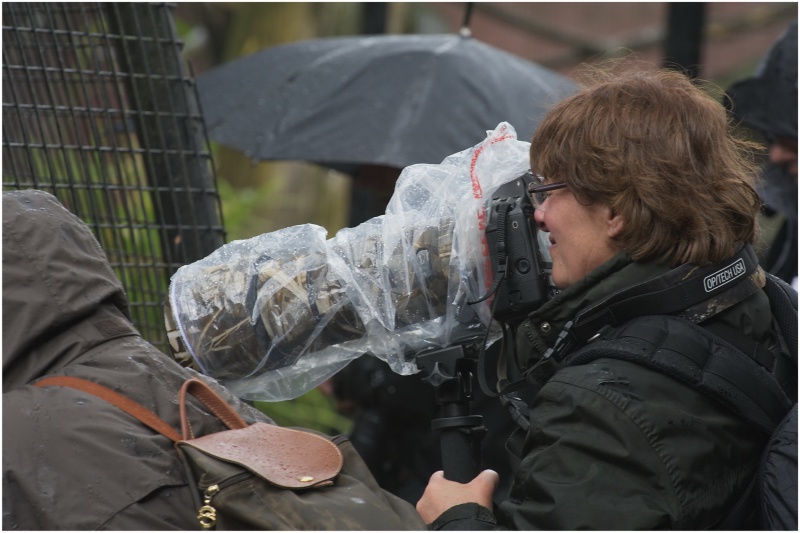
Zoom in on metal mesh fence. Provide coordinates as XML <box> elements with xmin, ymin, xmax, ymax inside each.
<box><xmin>2</xmin><ymin>2</ymin><xmax>226</xmax><ymax>353</ymax></box>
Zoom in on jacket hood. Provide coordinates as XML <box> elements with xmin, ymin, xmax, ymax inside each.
<box><xmin>726</xmin><ymin>20</ymin><xmax>797</xmax><ymax>139</ymax></box>
<box><xmin>2</xmin><ymin>190</ymin><xmax>131</xmax><ymax>389</ymax></box>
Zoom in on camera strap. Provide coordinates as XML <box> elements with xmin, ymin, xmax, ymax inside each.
<box><xmin>469</xmin><ymin>201</ymin><xmax>513</xmax><ymax>308</ymax></box>
<box><xmin>567</xmin><ymin>243</ymin><xmax>761</xmax><ymax>346</ymax></box>
<box><xmin>469</xmin><ymin>199</ymin><xmax>514</xmax><ymax>398</ymax></box>
<box><xmin>495</xmin><ymin>244</ymin><xmax>764</xmax><ymax>414</ymax></box>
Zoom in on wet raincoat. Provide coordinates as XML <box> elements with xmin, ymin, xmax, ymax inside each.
<box><xmin>1</xmin><ymin>190</ymin><xmax>278</xmax><ymax>529</ymax></box>
<box><xmin>431</xmin><ymin>252</ymin><xmax>777</xmax><ymax>530</ymax></box>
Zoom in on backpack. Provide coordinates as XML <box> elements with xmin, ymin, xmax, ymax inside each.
<box><xmin>733</xmin><ymin>274</ymin><xmax>797</xmax><ymax>531</ymax></box>
<box><xmin>563</xmin><ymin>273</ymin><xmax>797</xmax><ymax>530</ymax></box>
<box><xmin>759</xmin><ymin>403</ymin><xmax>798</xmax><ymax>530</ymax></box>
<box><xmin>35</xmin><ymin>376</ymin><xmax>426</xmax><ymax>530</ymax></box>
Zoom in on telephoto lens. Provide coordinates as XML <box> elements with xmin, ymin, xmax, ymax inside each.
<box><xmin>166</xmin><ymin>123</ymin><xmax>535</xmax><ymax>401</ymax></box>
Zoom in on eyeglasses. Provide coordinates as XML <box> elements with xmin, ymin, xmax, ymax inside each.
<box><xmin>527</xmin><ymin>176</ymin><xmax>568</xmax><ymax>210</ymax></box>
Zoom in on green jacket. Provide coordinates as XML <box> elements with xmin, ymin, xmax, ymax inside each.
<box><xmin>433</xmin><ymin>252</ymin><xmax>775</xmax><ymax>530</ymax></box>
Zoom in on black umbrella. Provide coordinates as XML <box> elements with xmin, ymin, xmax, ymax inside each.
<box><xmin>197</xmin><ymin>33</ymin><xmax>575</xmax><ymax>172</ymax></box>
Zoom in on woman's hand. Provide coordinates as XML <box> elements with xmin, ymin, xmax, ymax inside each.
<box><xmin>416</xmin><ymin>469</ymin><xmax>499</xmax><ymax>524</ymax></box>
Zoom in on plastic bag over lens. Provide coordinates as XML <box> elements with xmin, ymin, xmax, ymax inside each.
<box><xmin>167</xmin><ymin>123</ymin><xmax>537</xmax><ymax>401</ymax></box>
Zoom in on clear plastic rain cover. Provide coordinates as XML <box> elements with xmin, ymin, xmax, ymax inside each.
<box><xmin>168</xmin><ymin>123</ymin><xmax>534</xmax><ymax>400</ymax></box>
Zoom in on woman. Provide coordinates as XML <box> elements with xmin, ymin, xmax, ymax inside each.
<box><xmin>416</xmin><ymin>65</ymin><xmax>795</xmax><ymax>529</ymax></box>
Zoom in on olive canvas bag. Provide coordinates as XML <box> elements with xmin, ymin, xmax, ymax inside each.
<box><xmin>35</xmin><ymin>376</ymin><xmax>426</xmax><ymax>530</ymax></box>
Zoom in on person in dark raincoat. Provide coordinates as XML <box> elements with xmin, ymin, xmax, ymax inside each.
<box><xmin>727</xmin><ymin>20</ymin><xmax>798</xmax><ymax>287</ymax></box>
<box><xmin>1</xmin><ymin>189</ymin><xmax>271</xmax><ymax>529</ymax></box>
<box><xmin>1</xmin><ymin>190</ymin><xmax>423</xmax><ymax>530</ymax></box>
<box><xmin>416</xmin><ymin>66</ymin><xmax>794</xmax><ymax>529</ymax></box>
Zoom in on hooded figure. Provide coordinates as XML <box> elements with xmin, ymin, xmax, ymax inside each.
<box><xmin>726</xmin><ymin>20</ymin><xmax>798</xmax><ymax>285</ymax></box>
<box><xmin>1</xmin><ymin>190</ymin><xmax>276</xmax><ymax>529</ymax></box>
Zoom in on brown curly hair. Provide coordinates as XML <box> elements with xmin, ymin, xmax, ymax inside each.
<box><xmin>530</xmin><ymin>63</ymin><xmax>763</xmax><ymax>267</ymax></box>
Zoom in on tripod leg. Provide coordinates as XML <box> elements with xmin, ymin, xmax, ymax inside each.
<box><xmin>432</xmin><ymin>401</ymin><xmax>486</xmax><ymax>483</ymax></box>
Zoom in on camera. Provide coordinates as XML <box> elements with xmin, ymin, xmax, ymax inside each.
<box><xmin>484</xmin><ymin>173</ymin><xmax>553</xmax><ymax>324</ymax></box>
<box><xmin>165</xmin><ymin>123</ymin><xmax>553</xmax><ymax>401</ymax></box>
<box><xmin>165</xmin><ymin>174</ymin><xmax>555</xmax><ymax>400</ymax></box>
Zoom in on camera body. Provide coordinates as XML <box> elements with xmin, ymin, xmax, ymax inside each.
<box><xmin>484</xmin><ymin>173</ymin><xmax>553</xmax><ymax>323</ymax></box>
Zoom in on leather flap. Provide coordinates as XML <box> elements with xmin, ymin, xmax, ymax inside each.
<box><xmin>178</xmin><ymin>422</ymin><xmax>343</xmax><ymax>489</ymax></box>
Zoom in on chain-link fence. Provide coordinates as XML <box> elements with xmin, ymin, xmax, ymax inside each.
<box><xmin>2</xmin><ymin>2</ymin><xmax>225</xmax><ymax>352</ymax></box>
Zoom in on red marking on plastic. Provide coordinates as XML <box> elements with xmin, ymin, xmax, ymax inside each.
<box><xmin>469</xmin><ymin>124</ymin><xmax>512</xmax><ymax>292</ymax></box>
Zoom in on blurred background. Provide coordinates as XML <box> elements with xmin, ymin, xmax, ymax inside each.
<box><xmin>175</xmin><ymin>1</ymin><xmax>796</xmax><ymax>241</ymax></box>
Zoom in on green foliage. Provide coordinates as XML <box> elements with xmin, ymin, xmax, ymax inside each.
<box><xmin>254</xmin><ymin>388</ymin><xmax>353</xmax><ymax>436</ymax></box>
<box><xmin>216</xmin><ymin>178</ymin><xmax>280</xmax><ymax>241</ymax></box>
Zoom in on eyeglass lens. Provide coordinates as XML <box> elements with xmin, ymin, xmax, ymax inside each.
<box><xmin>528</xmin><ymin>180</ymin><xmax>567</xmax><ymax>209</ymax></box>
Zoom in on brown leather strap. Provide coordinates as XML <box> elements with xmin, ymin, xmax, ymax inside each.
<box><xmin>34</xmin><ymin>375</ymin><xmax>182</xmax><ymax>442</ymax></box>
<box><xmin>179</xmin><ymin>378</ymin><xmax>248</xmax><ymax>440</ymax></box>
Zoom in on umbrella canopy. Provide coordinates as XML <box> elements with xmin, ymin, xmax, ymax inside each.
<box><xmin>197</xmin><ymin>33</ymin><xmax>575</xmax><ymax>172</ymax></box>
